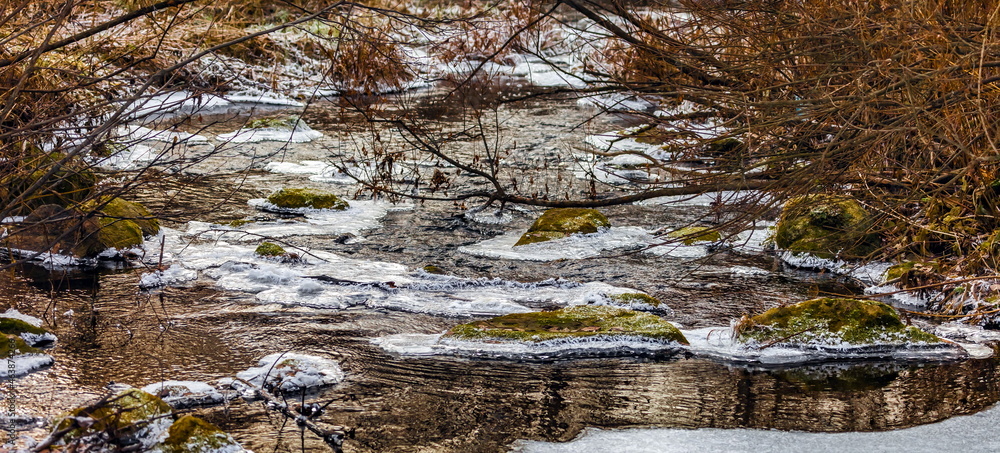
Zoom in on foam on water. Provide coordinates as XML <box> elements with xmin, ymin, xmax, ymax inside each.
<box><xmin>458</xmin><ymin>227</ymin><xmax>657</xmax><ymax>261</ymax></box>
<box><xmin>511</xmin><ymin>403</ymin><xmax>1000</xmax><ymax>453</ymax></box>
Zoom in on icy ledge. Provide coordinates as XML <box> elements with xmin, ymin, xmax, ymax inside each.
<box><xmin>374</xmin><ymin>326</ymin><xmax>969</xmax><ymax>364</ymax></box>
<box><xmin>511</xmin><ymin>402</ymin><xmax>1000</xmax><ymax>453</ymax></box>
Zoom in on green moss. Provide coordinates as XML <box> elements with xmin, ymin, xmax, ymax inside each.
<box><xmin>71</xmin><ymin>197</ymin><xmax>159</xmax><ymax>256</ymax></box>
<box><xmin>444</xmin><ymin>305</ymin><xmax>688</xmax><ymax>344</ymax></box>
<box><xmin>703</xmin><ymin>138</ymin><xmax>744</xmax><ymax>156</ymax></box>
<box><xmin>773</xmin><ymin>195</ymin><xmax>879</xmax><ymax>259</ymax></box>
<box><xmin>247</xmin><ymin>116</ymin><xmax>299</xmax><ymax>129</ymax></box>
<box><xmin>0</xmin><ymin>334</ymin><xmax>41</xmax><ymax>356</ymax></box>
<box><xmin>609</xmin><ymin>293</ymin><xmax>661</xmax><ymax>307</ymax></box>
<box><xmin>57</xmin><ymin>389</ymin><xmax>172</xmax><ymax>441</ymax></box>
<box><xmin>266</xmin><ymin>188</ymin><xmax>349</xmax><ymax>210</ymax></box>
<box><xmin>1</xmin><ymin>148</ymin><xmax>98</xmax><ymax>214</ymax></box>
<box><xmin>154</xmin><ymin>415</ymin><xmax>240</xmax><ymax>453</ymax></box>
<box><xmin>667</xmin><ymin>226</ymin><xmax>722</xmax><ymax>245</ymax></box>
<box><xmin>254</xmin><ymin>242</ymin><xmax>286</xmax><ymax>257</ymax></box>
<box><xmin>228</xmin><ymin>219</ymin><xmax>252</xmax><ymax>227</ymax></box>
<box><xmin>422</xmin><ymin>265</ymin><xmax>445</xmax><ymax>274</ymax></box>
<box><xmin>91</xmin><ymin>197</ymin><xmax>160</xmax><ymax>236</ymax></box>
<box><xmin>514</xmin><ymin>208</ymin><xmax>610</xmax><ymax>246</ymax></box>
<box><xmin>884</xmin><ymin>262</ymin><xmax>916</xmax><ymax>283</ymax></box>
<box><xmin>0</xmin><ymin>318</ymin><xmax>47</xmax><ymax>337</ymax></box>
<box><xmin>737</xmin><ymin>297</ymin><xmax>940</xmax><ymax>346</ymax></box>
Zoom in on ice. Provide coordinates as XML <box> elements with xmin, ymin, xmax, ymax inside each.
<box><xmin>458</xmin><ymin>227</ymin><xmax>658</xmax><ymax>261</ymax></box>
<box><xmin>511</xmin><ymin>403</ymin><xmax>1000</xmax><ymax>452</ymax></box>
<box><xmin>138</xmin><ymin>266</ymin><xmax>199</xmax><ymax>289</ymax></box>
<box><xmin>643</xmin><ymin>241</ymin><xmax>713</xmax><ymax>259</ymax></box>
<box><xmin>1</xmin><ymin>309</ymin><xmax>56</xmax><ymax>346</ymax></box>
<box><xmin>682</xmin><ymin>327</ymin><xmax>967</xmax><ymax>365</ymax></box>
<box><xmin>217</xmin><ymin>122</ymin><xmax>323</xmax><ymax>144</ymax></box>
<box><xmin>464</xmin><ymin>206</ymin><xmax>518</xmax><ymax>225</ymax></box>
<box><xmin>7</xmin><ymin>354</ymin><xmax>54</xmax><ymax>377</ymax></box>
<box><xmin>373</xmin><ymin>333</ymin><xmax>686</xmax><ymax>360</ymax></box>
<box><xmin>577</xmin><ymin>93</ymin><xmax>658</xmax><ymax>112</ymax></box>
<box><xmin>129</xmin><ymin>91</ymin><xmax>231</xmax><ymax>119</ymax></box>
<box><xmin>140</xmin><ymin>380</ymin><xmax>229</xmax><ymax>408</ymax></box>
<box><xmin>224</xmin><ymin>90</ymin><xmax>305</xmax><ymax>107</ymax></box>
<box><xmin>779</xmin><ymin>251</ymin><xmax>893</xmax><ymax>286</ymax></box>
<box><xmin>232</xmin><ymin>353</ymin><xmax>344</xmax><ymax>393</ymax></box>
<box><xmin>115</xmin><ymin>124</ymin><xmax>210</xmax><ymax>144</ymax></box>
<box><xmin>188</xmin><ymin>199</ymin><xmax>405</xmax><ymax>239</ymax></box>
<box><xmin>93</xmin><ymin>143</ymin><xmax>159</xmax><ymax>170</ymax></box>
<box><xmin>639</xmin><ymin>190</ymin><xmax>771</xmax><ymax>208</ymax></box>
<box><xmin>263</xmin><ymin>160</ymin><xmax>332</xmax><ymax>175</ymax></box>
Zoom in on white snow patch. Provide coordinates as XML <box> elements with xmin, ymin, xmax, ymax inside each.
<box><xmin>129</xmin><ymin>91</ymin><xmax>231</xmax><ymax>119</ymax></box>
<box><xmin>6</xmin><ymin>354</ymin><xmax>54</xmax><ymax>377</ymax></box>
<box><xmin>93</xmin><ymin>144</ymin><xmax>159</xmax><ymax>170</ymax></box>
<box><xmin>116</xmin><ymin>124</ymin><xmax>210</xmax><ymax>144</ymax></box>
<box><xmin>779</xmin><ymin>251</ymin><xmax>892</xmax><ymax>286</ymax></box>
<box><xmin>139</xmin><ymin>266</ymin><xmax>199</xmax><ymax>289</ymax></box>
<box><xmin>1</xmin><ymin>309</ymin><xmax>42</xmax><ymax>327</ymax></box>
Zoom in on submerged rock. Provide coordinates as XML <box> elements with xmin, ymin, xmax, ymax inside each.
<box><xmin>666</xmin><ymin>226</ymin><xmax>722</xmax><ymax>245</ymax></box>
<box><xmin>514</xmin><ymin>208</ymin><xmax>610</xmax><ymax>246</ymax></box>
<box><xmin>265</xmin><ymin>188</ymin><xmax>349</xmax><ymax>210</ymax></box>
<box><xmin>445</xmin><ymin>305</ymin><xmax>688</xmax><ymax>344</ymax></box>
<box><xmin>735</xmin><ymin>297</ymin><xmax>942</xmax><ymax>348</ymax></box>
<box><xmin>773</xmin><ymin>195</ymin><xmax>879</xmax><ymax>259</ymax></box>
<box><xmin>152</xmin><ymin>415</ymin><xmax>244</xmax><ymax>453</ymax></box>
<box><xmin>141</xmin><ymin>381</ymin><xmax>228</xmax><ymax>408</ymax></box>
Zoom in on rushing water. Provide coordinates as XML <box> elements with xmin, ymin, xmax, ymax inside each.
<box><xmin>6</xmin><ymin>90</ymin><xmax>1000</xmax><ymax>452</ymax></box>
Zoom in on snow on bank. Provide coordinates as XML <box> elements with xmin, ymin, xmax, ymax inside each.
<box><xmin>511</xmin><ymin>403</ymin><xmax>1000</xmax><ymax>453</ymax></box>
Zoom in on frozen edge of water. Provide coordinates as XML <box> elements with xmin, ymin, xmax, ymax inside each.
<box><xmin>510</xmin><ymin>402</ymin><xmax>1000</xmax><ymax>453</ymax></box>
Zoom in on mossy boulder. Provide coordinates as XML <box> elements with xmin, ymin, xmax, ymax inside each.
<box><xmin>0</xmin><ymin>318</ymin><xmax>54</xmax><ymax>346</ymax></box>
<box><xmin>444</xmin><ymin>305</ymin><xmax>688</xmax><ymax>344</ymax></box>
<box><xmin>266</xmin><ymin>188</ymin><xmax>349</xmax><ymax>210</ymax></box>
<box><xmin>735</xmin><ymin>297</ymin><xmax>940</xmax><ymax>347</ymax></box>
<box><xmin>153</xmin><ymin>415</ymin><xmax>243</xmax><ymax>453</ymax></box>
<box><xmin>667</xmin><ymin>226</ymin><xmax>722</xmax><ymax>245</ymax></box>
<box><xmin>0</xmin><ymin>148</ymin><xmax>98</xmax><ymax>215</ymax></box>
<box><xmin>514</xmin><ymin>208</ymin><xmax>610</xmax><ymax>246</ymax></box>
<box><xmin>0</xmin><ymin>334</ymin><xmax>41</xmax><ymax>356</ymax></box>
<box><xmin>82</xmin><ymin>197</ymin><xmax>160</xmax><ymax>237</ymax></box>
<box><xmin>422</xmin><ymin>264</ymin><xmax>446</xmax><ymax>274</ymax></box>
<box><xmin>609</xmin><ymin>293</ymin><xmax>662</xmax><ymax>307</ymax></box>
<box><xmin>254</xmin><ymin>242</ymin><xmax>286</xmax><ymax>257</ymax></box>
<box><xmin>773</xmin><ymin>195</ymin><xmax>879</xmax><ymax>259</ymax></box>
<box><xmin>56</xmin><ymin>389</ymin><xmax>172</xmax><ymax>443</ymax></box>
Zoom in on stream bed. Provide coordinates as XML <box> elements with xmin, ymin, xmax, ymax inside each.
<box><xmin>6</xmin><ymin>89</ymin><xmax>1000</xmax><ymax>452</ymax></box>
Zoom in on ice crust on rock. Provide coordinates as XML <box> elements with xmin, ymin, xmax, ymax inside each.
<box><xmin>373</xmin><ymin>333</ymin><xmax>686</xmax><ymax>360</ymax></box>
<box><xmin>141</xmin><ymin>381</ymin><xmax>229</xmax><ymax>408</ymax></box>
<box><xmin>1</xmin><ymin>309</ymin><xmax>43</xmax><ymax>327</ymax></box>
<box><xmin>139</xmin><ymin>265</ymin><xmax>199</xmax><ymax>289</ymax></box>
<box><xmin>375</xmin><ymin>325</ymin><xmax>967</xmax><ymax>364</ymax></box>
<box><xmin>129</xmin><ymin>91</ymin><xmax>231</xmax><ymax>119</ymax></box>
<box><xmin>232</xmin><ymin>353</ymin><xmax>344</xmax><ymax>393</ymax></box>
<box><xmin>8</xmin><ymin>354</ymin><xmax>54</xmax><ymax>377</ymax></box>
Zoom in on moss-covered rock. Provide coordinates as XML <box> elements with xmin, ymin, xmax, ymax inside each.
<box><xmin>444</xmin><ymin>305</ymin><xmax>688</xmax><ymax>344</ymax></box>
<box><xmin>422</xmin><ymin>264</ymin><xmax>446</xmax><ymax>274</ymax></box>
<box><xmin>4</xmin><ymin>204</ymin><xmax>104</xmax><ymax>258</ymax></box>
<box><xmin>56</xmin><ymin>389</ymin><xmax>172</xmax><ymax>443</ymax></box>
<box><xmin>153</xmin><ymin>415</ymin><xmax>243</xmax><ymax>453</ymax></box>
<box><xmin>514</xmin><ymin>208</ymin><xmax>610</xmax><ymax>246</ymax></box>
<box><xmin>0</xmin><ymin>334</ymin><xmax>41</xmax><ymax>356</ymax></box>
<box><xmin>0</xmin><ymin>318</ymin><xmax>54</xmax><ymax>347</ymax></box>
<box><xmin>735</xmin><ymin>297</ymin><xmax>940</xmax><ymax>347</ymax></box>
<box><xmin>773</xmin><ymin>195</ymin><xmax>879</xmax><ymax>259</ymax></box>
<box><xmin>266</xmin><ymin>188</ymin><xmax>349</xmax><ymax>210</ymax></box>
<box><xmin>83</xmin><ymin>197</ymin><xmax>160</xmax><ymax>237</ymax></box>
<box><xmin>609</xmin><ymin>293</ymin><xmax>662</xmax><ymax>307</ymax></box>
<box><xmin>667</xmin><ymin>226</ymin><xmax>722</xmax><ymax>245</ymax></box>
<box><xmin>254</xmin><ymin>242</ymin><xmax>286</xmax><ymax>257</ymax></box>
<box><xmin>0</xmin><ymin>147</ymin><xmax>98</xmax><ymax>214</ymax></box>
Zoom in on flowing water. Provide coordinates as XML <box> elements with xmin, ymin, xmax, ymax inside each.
<box><xmin>7</xmin><ymin>89</ymin><xmax>1000</xmax><ymax>452</ymax></box>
